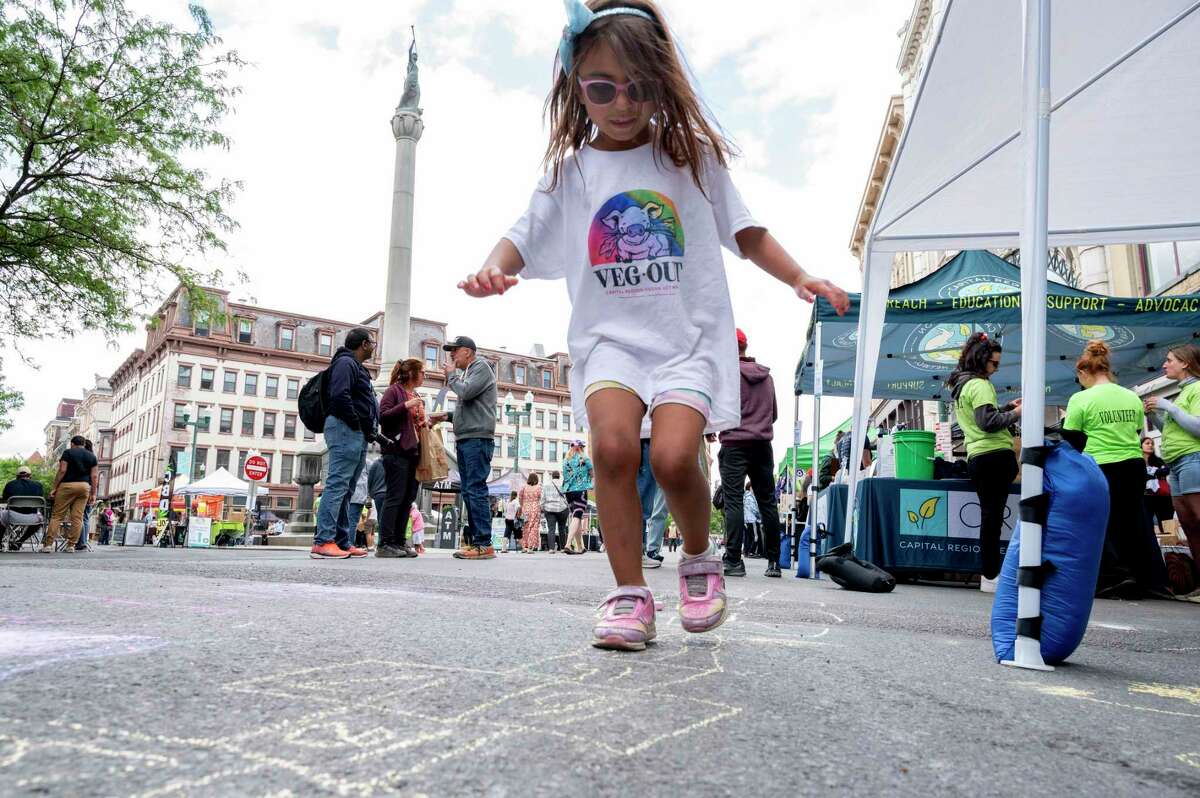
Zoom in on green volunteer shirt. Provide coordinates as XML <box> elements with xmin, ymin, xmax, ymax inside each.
<box><xmin>1161</xmin><ymin>380</ymin><xmax>1200</xmax><ymax>464</ymax></box>
<box><xmin>955</xmin><ymin>377</ymin><xmax>1014</xmax><ymax>459</ymax></box>
<box><xmin>1062</xmin><ymin>382</ymin><xmax>1144</xmax><ymax>465</ymax></box>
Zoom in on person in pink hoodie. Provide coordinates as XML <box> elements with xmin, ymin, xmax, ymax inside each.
<box><xmin>718</xmin><ymin>329</ymin><xmax>782</xmax><ymax>578</ymax></box>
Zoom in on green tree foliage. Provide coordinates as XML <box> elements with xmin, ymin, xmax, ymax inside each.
<box><xmin>0</xmin><ymin>454</ymin><xmax>56</xmax><ymax>494</ymax></box>
<box><xmin>0</xmin><ymin>0</ymin><xmax>242</xmax><ymax>346</ymax></box>
<box><xmin>0</xmin><ymin>370</ymin><xmax>22</xmax><ymax>432</ymax></box>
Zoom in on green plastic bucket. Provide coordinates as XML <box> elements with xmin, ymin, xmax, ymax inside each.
<box><xmin>892</xmin><ymin>430</ymin><xmax>936</xmax><ymax>480</ymax></box>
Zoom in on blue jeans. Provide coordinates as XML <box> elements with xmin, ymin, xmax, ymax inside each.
<box><xmin>315</xmin><ymin>416</ymin><xmax>367</xmax><ymax>548</ymax></box>
<box><xmin>636</xmin><ymin>440</ymin><xmax>668</xmax><ymax>557</ymax></box>
<box><xmin>457</xmin><ymin>438</ymin><xmax>495</xmax><ymax>546</ymax></box>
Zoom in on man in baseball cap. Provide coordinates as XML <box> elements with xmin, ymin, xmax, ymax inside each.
<box><xmin>717</xmin><ymin>327</ymin><xmax>783</xmax><ymax>578</ymax></box>
<box><xmin>431</xmin><ymin>334</ymin><xmax>498</xmax><ymax>559</ymax></box>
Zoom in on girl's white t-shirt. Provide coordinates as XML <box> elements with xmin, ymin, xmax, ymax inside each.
<box><xmin>505</xmin><ymin>143</ymin><xmax>758</xmax><ymax>434</ymax></box>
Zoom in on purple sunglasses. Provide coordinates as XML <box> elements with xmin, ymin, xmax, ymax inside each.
<box><xmin>577</xmin><ymin>77</ymin><xmax>654</xmax><ymax>105</ymax></box>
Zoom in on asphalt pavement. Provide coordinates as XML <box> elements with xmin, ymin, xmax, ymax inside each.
<box><xmin>0</xmin><ymin>545</ymin><xmax>1197</xmax><ymax>797</ymax></box>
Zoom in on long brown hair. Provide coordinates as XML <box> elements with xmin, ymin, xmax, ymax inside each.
<box><xmin>543</xmin><ymin>0</ymin><xmax>734</xmax><ymax>194</ymax></box>
<box><xmin>389</xmin><ymin>358</ymin><xmax>424</xmax><ymax>386</ymax></box>
<box><xmin>1168</xmin><ymin>343</ymin><xmax>1200</xmax><ymax>378</ymax></box>
<box><xmin>1075</xmin><ymin>340</ymin><xmax>1112</xmax><ymax>376</ymax></box>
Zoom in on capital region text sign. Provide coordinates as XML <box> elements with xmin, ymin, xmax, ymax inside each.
<box><xmin>895</xmin><ymin>487</ymin><xmax>1019</xmax><ymax>569</ymax></box>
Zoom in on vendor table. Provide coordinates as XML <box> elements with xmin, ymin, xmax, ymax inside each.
<box><xmin>816</xmin><ymin>478</ymin><xmax>1020</xmax><ymax>574</ymax></box>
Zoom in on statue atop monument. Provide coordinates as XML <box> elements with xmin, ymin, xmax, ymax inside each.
<box><xmin>398</xmin><ymin>27</ymin><xmax>421</xmax><ymax>111</ymax></box>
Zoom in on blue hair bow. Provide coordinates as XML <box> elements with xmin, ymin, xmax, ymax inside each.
<box><xmin>559</xmin><ymin>0</ymin><xmax>655</xmax><ymax>74</ymax></box>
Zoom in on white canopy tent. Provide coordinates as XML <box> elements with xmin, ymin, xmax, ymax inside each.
<box><xmin>849</xmin><ymin>0</ymin><xmax>1200</xmax><ymax>669</ymax></box>
<box><xmin>173</xmin><ymin>467</ymin><xmax>269</xmax><ymax>497</ymax></box>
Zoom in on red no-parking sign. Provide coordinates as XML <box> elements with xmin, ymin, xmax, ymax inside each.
<box><xmin>244</xmin><ymin>455</ymin><xmax>269</xmax><ymax>482</ymax></box>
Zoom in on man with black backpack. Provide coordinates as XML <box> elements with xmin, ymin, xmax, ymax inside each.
<box><xmin>311</xmin><ymin>328</ymin><xmax>379</xmax><ymax>559</ymax></box>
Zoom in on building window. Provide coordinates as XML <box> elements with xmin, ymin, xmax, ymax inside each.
<box><xmin>507</xmin><ymin>436</ymin><xmax>517</xmax><ymax>457</ymax></box>
<box><xmin>265</xmin><ymin>375</ymin><xmax>279</xmax><ymax>398</ymax></box>
<box><xmin>1144</xmin><ymin>241</ymin><xmax>1200</xmax><ymax>294</ymax></box>
<box><xmin>535</xmin><ymin>438</ymin><xmax>545</xmax><ymax>461</ymax></box>
<box><xmin>173</xmin><ymin>403</ymin><xmax>189</xmax><ymax>430</ymax></box>
<box><xmin>286</xmin><ymin>378</ymin><xmax>300</xmax><ymax>400</ymax></box>
<box><xmin>192</xmin><ymin>448</ymin><xmax>208</xmax><ymax>480</ymax></box>
<box><xmin>281</xmin><ymin>454</ymin><xmax>295</xmax><ymax>484</ymax></box>
<box><xmin>194</xmin><ymin>312</ymin><xmax>209</xmax><ymax>337</ymax></box>
<box><xmin>237</xmin><ymin>450</ymin><xmax>248</xmax><ymax>477</ymax></box>
<box><xmin>244</xmin><ymin>373</ymin><xmax>258</xmax><ymax>396</ymax></box>
<box><xmin>219</xmin><ymin>407</ymin><xmax>234</xmax><ymax>434</ymax></box>
<box><xmin>563</xmin><ymin>413</ymin><xmax>572</xmax><ymax>430</ymax></box>
<box><xmin>495</xmin><ymin>405</ymin><xmax>502</xmax><ymax>423</ymax></box>
<box><xmin>241</xmin><ymin>409</ymin><xmax>255</xmax><ymax>436</ymax></box>
<box><xmin>542</xmin><ymin>370</ymin><xmax>552</xmax><ymax>389</ymax></box>
<box><xmin>494</xmin><ymin>435</ymin><xmax>502</xmax><ymax>451</ymax></box>
<box><xmin>262</xmin><ymin>412</ymin><xmax>276</xmax><ymax>437</ymax></box>
<box><xmin>548</xmin><ymin>411</ymin><xmax>558</xmax><ymax>431</ymax></box>
<box><xmin>223</xmin><ymin>371</ymin><xmax>237</xmax><ymax>393</ymax></box>
<box><xmin>200</xmin><ymin>368</ymin><xmax>215</xmax><ymax>391</ymax></box>
<box><xmin>423</xmin><ymin>344</ymin><xmax>438</xmax><ymax>369</ymax></box>
<box><xmin>276</xmin><ymin>497</ymin><xmax>293</xmax><ymax>510</ymax></box>
<box><xmin>318</xmin><ymin>333</ymin><xmax>333</xmax><ymax>357</ymax></box>
<box><xmin>284</xmin><ymin>415</ymin><xmax>297</xmax><ymax>439</ymax></box>
<box><xmin>169</xmin><ymin>446</ymin><xmax>185</xmax><ymax>473</ymax></box>
<box><xmin>177</xmin><ymin>364</ymin><xmax>193</xmax><ymax>388</ymax></box>
<box><xmin>216</xmin><ymin>449</ymin><xmax>230</xmax><ymax>472</ymax></box>
<box><xmin>232</xmin><ymin>495</ymin><xmax>246</xmax><ymax>509</ymax></box>
<box><xmin>535</xmin><ymin>409</ymin><xmax>545</xmax><ymax>428</ymax></box>
<box><xmin>260</xmin><ymin>452</ymin><xmax>274</xmax><ymax>482</ymax></box>
<box><xmin>237</xmin><ymin>318</ymin><xmax>253</xmax><ymax>344</ymax></box>
<box><xmin>549</xmin><ymin>441</ymin><xmax>558</xmax><ymax>462</ymax></box>
<box><xmin>514</xmin><ymin>364</ymin><xmax>526</xmax><ymax>384</ymax></box>
<box><xmin>303</xmin><ymin>427</ymin><xmax>315</xmax><ymax>441</ymax></box>
<box><xmin>278</xmin><ymin>326</ymin><xmax>295</xmax><ymax>351</ymax></box>
<box><xmin>492</xmin><ymin>469</ymin><xmax>501</xmax><ymax>481</ymax></box>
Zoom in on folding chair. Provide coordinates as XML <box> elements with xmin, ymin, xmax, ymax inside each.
<box><xmin>2</xmin><ymin>496</ymin><xmax>47</xmax><ymax>551</ymax></box>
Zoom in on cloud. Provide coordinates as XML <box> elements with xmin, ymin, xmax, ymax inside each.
<box><xmin>0</xmin><ymin>0</ymin><xmax>905</xmax><ymax>461</ymax></box>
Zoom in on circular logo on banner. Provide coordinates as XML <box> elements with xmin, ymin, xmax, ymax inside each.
<box><xmin>937</xmin><ymin>273</ymin><xmax>1020</xmax><ymax>299</ymax></box>
<box><xmin>901</xmin><ymin>323</ymin><xmax>1006</xmax><ymax>373</ymax></box>
<box><xmin>1047</xmin><ymin>323</ymin><xmax>1135</xmax><ymax>347</ymax></box>
<box><xmin>244</xmin><ymin>455</ymin><xmax>269</xmax><ymax>482</ymax></box>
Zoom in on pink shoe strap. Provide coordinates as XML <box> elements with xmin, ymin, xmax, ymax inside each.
<box><xmin>678</xmin><ymin>556</ymin><xmax>720</xmax><ymax>577</ymax></box>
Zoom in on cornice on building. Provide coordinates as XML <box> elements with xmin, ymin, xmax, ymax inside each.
<box><xmin>897</xmin><ymin>0</ymin><xmax>933</xmax><ymax>75</ymax></box>
<box><xmin>849</xmin><ymin>95</ymin><xmax>905</xmax><ymax>261</ymax></box>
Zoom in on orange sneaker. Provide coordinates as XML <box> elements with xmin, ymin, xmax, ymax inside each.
<box><xmin>310</xmin><ymin>542</ymin><xmax>350</xmax><ymax>559</ymax></box>
<box><xmin>453</xmin><ymin>545</ymin><xmax>496</xmax><ymax>560</ymax></box>
<box><xmin>346</xmin><ymin>546</ymin><xmax>368</xmax><ymax>558</ymax></box>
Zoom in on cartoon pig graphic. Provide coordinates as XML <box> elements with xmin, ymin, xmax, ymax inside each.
<box><xmin>598</xmin><ymin>202</ymin><xmax>676</xmax><ymax>263</ymax></box>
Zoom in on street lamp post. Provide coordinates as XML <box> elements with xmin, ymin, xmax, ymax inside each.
<box><xmin>504</xmin><ymin>391</ymin><xmax>535</xmax><ymax>477</ymax></box>
<box><xmin>180</xmin><ymin>408</ymin><xmax>211</xmax><ymax>542</ymax></box>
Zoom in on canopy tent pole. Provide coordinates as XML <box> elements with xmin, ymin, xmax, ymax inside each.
<box><xmin>1003</xmin><ymin>0</ymin><xmax>1053</xmax><ymax>672</ymax></box>
<box><xmin>807</xmin><ymin>322</ymin><xmax>823</xmax><ymax>578</ymax></box>
<box><xmin>791</xmin><ymin>392</ymin><xmax>799</xmax><ymax>562</ymax></box>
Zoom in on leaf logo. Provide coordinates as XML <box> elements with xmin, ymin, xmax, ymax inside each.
<box><xmin>907</xmin><ymin>510</ymin><xmax>919</xmax><ymax>524</ymax></box>
<box><xmin>919</xmin><ymin>497</ymin><xmax>940</xmax><ymax>520</ymax></box>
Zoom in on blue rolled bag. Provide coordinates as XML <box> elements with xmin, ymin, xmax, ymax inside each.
<box><xmin>991</xmin><ymin>439</ymin><xmax>1109</xmax><ymax>664</ymax></box>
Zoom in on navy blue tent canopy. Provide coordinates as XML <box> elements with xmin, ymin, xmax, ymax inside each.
<box><xmin>795</xmin><ymin>250</ymin><xmax>1200</xmax><ymax>404</ymax></box>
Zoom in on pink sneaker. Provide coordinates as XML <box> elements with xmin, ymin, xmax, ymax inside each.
<box><xmin>678</xmin><ymin>554</ymin><xmax>728</xmax><ymax>633</ymax></box>
<box><xmin>592</xmin><ymin>586</ymin><xmax>657</xmax><ymax>651</ymax></box>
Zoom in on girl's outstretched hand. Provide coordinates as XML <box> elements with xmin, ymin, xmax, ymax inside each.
<box><xmin>459</xmin><ymin>265</ymin><xmax>519</xmax><ymax>297</ymax></box>
<box><xmin>793</xmin><ymin>273</ymin><xmax>850</xmax><ymax>316</ymax></box>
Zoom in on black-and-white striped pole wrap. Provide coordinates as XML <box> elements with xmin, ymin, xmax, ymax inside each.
<box><xmin>1003</xmin><ymin>0</ymin><xmax>1053</xmax><ymax>672</ymax></box>
<box><xmin>807</xmin><ymin>322</ymin><xmax>823</xmax><ymax>579</ymax></box>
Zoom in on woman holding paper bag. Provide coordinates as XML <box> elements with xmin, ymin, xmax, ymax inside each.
<box><xmin>378</xmin><ymin>358</ymin><xmax>427</xmax><ymax>558</ymax></box>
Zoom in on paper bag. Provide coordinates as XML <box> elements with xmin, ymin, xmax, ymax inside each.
<box><xmin>416</xmin><ymin>425</ymin><xmax>450</xmax><ymax>483</ymax></box>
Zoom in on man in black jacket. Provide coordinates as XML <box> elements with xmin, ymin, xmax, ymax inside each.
<box><xmin>312</xmin><ymin>328</ymin><xmax>378</xmax><ymax>559</ymax></box>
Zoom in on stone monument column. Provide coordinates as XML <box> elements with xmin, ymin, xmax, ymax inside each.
<box><xmin>379</xmin><ymin>31</ymin><xmax>424</xmax><ymax>382</ymax></box>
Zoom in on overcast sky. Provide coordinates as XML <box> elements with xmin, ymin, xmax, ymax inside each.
<box><xmin>1</xmin><ymin>0</ymin><xmax>906</xmax><ymax>460</ymax></box>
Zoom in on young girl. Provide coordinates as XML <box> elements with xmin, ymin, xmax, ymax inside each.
<box><xmin>459</xmin><ymin>0</ymin><xmax>847</xmax><ymax>651</ymax></box>
<box><xmin>408</xmin><ymin>505</ymin><xmax>426</xmax><ymax>555</ymax></box>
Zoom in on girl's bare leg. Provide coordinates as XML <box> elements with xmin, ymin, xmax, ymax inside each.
<box><xmin>585</xmin><ymin>388</ymin><xmax>648</xmax><ymax>587</ymax></box>
<box><xmin>648</xmin><ymin>404</ymin><xmax>709</xmax><ymax>556</ymax></box>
